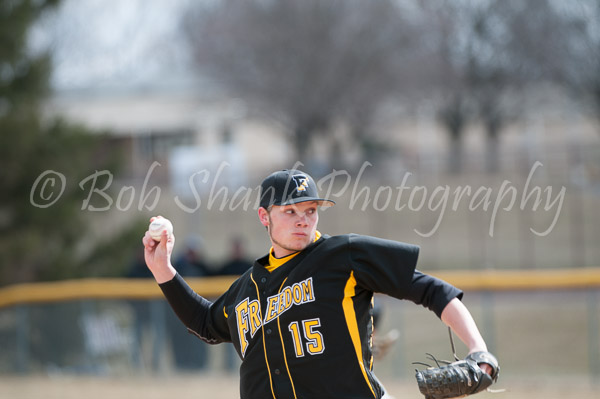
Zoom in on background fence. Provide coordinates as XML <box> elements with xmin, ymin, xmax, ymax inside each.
<box><xmin>1</xmin><ymin>271</ymin><xmax>598</xmax><ymax>389</ymax></box>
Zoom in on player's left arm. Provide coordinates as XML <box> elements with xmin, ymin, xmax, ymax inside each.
<box><xmin>441</xmin><ymin>297</ymin><xmax>492</xmax><ymax>375</ymax></box>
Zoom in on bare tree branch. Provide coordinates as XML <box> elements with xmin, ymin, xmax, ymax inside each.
<box><xmin>181</xmin><ymin>0</ymin><xmax>415</xmax><ymax>167</ymax></box>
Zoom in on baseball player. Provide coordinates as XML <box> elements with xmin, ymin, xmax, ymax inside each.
<box><xmin>142</xmin><ymin>169</ymin><xmax>498</xmax><ymax>399</ymax></box>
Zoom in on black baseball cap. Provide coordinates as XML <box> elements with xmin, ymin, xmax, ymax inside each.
<box><xmin>259</xmin><ymin>169</ymin><xmax>335</xmax><ymax>209</ymax></box>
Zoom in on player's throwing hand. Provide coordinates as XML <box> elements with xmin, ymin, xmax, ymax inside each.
<box><xmin>142</xmin><ymin>216</ymin><xmax>177</xmax><ymax>283</ymax></box>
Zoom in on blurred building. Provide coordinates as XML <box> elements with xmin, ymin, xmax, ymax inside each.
<box><xmin>43</xmin><ymin>84</ymin><xmax>292</xmax><ymax>188</ymax></box>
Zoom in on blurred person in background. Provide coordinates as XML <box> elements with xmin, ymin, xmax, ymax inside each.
<box><xmin>173</xmin><ymin>235</ymin><xmax>211</xmax><ymax>277</ymax></box>
<box><xmin>218</xmin><ymin>236</ymin><xmax>253</xmax><ymax>276</ymax></box>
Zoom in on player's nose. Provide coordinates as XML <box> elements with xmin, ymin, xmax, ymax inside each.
<box><xmin>295</xmin><ymin>213</ymin><xmax>309</xmax><ymax>226</ymax></box>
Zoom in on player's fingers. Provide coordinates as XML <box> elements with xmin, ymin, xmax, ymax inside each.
<box><xmin>142</xmin><ymin>231</ymin><xmax>157</xmax><ymax>250</ymax></box>
<box><xmin>157</xmin><ymin>229</ymin><xmax>170</xmax><ymax>248</ymax></box>
<box><xmin>143</xmin><ymin>230</ymin><xmax>152</xmax><ymax>243</ymax></box>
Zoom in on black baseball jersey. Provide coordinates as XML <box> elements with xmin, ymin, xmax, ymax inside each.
<box><xmin>160</xmin><ymin>233</ymin><xmax>462</xmax><ymax>399</ymax></box>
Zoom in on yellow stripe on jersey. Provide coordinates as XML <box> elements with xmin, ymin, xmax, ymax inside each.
<box><xmin>266</xmin><ymin>231</ymin><xmax>322</xmax><ymax>272</ymax></box>
<box><xmin>276</xmin><ymin>278</ymin><xmax>298</xmax><ymax>399</ymax></box>
<box><xmin>250</xmin><ymin>274</ymin><xmax>277</xmax><ymax>399</ymax></box>
<box><xmin>342</xmin><ymin>271</ymin><xmax>376</xmax><ymax>398</ymax></box>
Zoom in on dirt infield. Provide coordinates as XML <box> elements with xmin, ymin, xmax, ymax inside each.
<box><xmin>1</xmin><ymin>374</ymin><xmax>597</xmax><ymax>399</ymax></box>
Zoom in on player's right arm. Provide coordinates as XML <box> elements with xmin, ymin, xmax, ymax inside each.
<box><xmin>142</xmin><ymin>222</ymin><xmax>230</xmax><ymax>343</ymax></box>
<box><xmin>159</xmin><ymin>273</ymin><xmax>231</xmax><ymax>344</ymax></box>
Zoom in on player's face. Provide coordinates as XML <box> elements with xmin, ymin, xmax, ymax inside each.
<box><xmin>260</xmin><ymin>201</ymin><xmax>319</xmax><ymax>258</ymax></box>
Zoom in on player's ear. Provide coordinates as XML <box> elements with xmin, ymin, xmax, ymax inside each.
<box><xmin>258</xmin><ymin>207</ymin><xmax>269</xmax><ymax>227</ymax></box>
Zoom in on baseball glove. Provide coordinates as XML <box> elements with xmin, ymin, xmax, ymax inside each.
<box><xmin>414</xmin><ymin>351</ymin><xmax>500</xmax><ymax>399</ymax></box>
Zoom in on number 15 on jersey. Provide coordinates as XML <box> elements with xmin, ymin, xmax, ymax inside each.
<box><xmin>288</xmin><ymin>318</ymin><xmax>325</xmax><ymax>357</ymax></box>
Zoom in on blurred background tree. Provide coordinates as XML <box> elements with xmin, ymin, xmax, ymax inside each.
<box><xmin>412</xmin><ymin>0</ymin><xmax>575</xmax><ymax>174</ymax></box>
<box><xmin>0</xmin><ymin>0</ymin><xmax>145</xmax><ymax>286</ymax></box>
<box><xmin>557</xmin><ymin>0</ymin><xmax>600</xmax><ymax>132</ymax></box>
<box><xmin>413</xmin><ymin>1</ymin><xmax>477</xmax><ymax>174</ymax></box>
<box><xmin>182</xmin><ymin>0</ymin><xmax>418</xmax><ymax>171</ymax></box>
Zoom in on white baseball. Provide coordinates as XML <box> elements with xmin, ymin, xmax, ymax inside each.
<box><xmin>149</xmin><ymin>216</ymin><xmax>173</xmax><ymax>242</ymax></box>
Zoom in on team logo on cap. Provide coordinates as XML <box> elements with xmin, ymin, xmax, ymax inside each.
<box><xmin>292</xmin><ymin>174</ymin><xmax>309</xmax><ymax>192</ymax></box>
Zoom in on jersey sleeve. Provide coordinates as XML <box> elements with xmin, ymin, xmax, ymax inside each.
<box><xmin>348</xmin><ymin>234</ymin><xmax>462</xmax><ymax>318</ymax></box>
<box><xmin>159</xmin><ymin>273</ymin><xmax>231</xmax><ymax>344</ymax></box>
<box><xmin>404</xmin><ymin>270</ymin><xmax>463</xmax><ymax>318</ymax></box>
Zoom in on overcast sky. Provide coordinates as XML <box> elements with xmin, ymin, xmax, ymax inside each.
<box><xmin>30</xmin><ymin>0</ymin><xmax>196</xmax><ymax>91</ymax></box>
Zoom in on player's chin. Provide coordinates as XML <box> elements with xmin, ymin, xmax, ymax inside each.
<box><xmin>289</xmin><ymin>235</ymin><xmax>311</xmax><ymax>249</ymax></box>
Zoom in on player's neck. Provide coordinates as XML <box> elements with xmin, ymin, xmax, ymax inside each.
<box><xmin>271</xmin><ymin>246</ymin><xmax>298</xmax><ymax>259</ymax></box>
<box><xmin>270</xmin><ymin>230</ymin><xmax>322</xmax><ymax>258</ymax></box>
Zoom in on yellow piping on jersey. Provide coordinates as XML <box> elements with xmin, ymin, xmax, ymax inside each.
<box><xmin>250</xmin><ymin>274</ymin><xmax>277</xmax><ymax>399</ymax></box>
<box><xmin>369</xmin><ymin>296</ymin><xmax>374</xmax><ymax>370</ymax></box>
<box><xmin>223</xmin><ymin>306</ymin><xmax>228</xmax><ymax>318</ymax></box>
<box><xmin>343</xmin><ymin>271</ymin><xmax>376</xmax><ymax>398</ymax></box>
<box><xmin>276</xmin><ymin>277</ymin><xmax>298</xmax><ymax>399</ymax></box>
